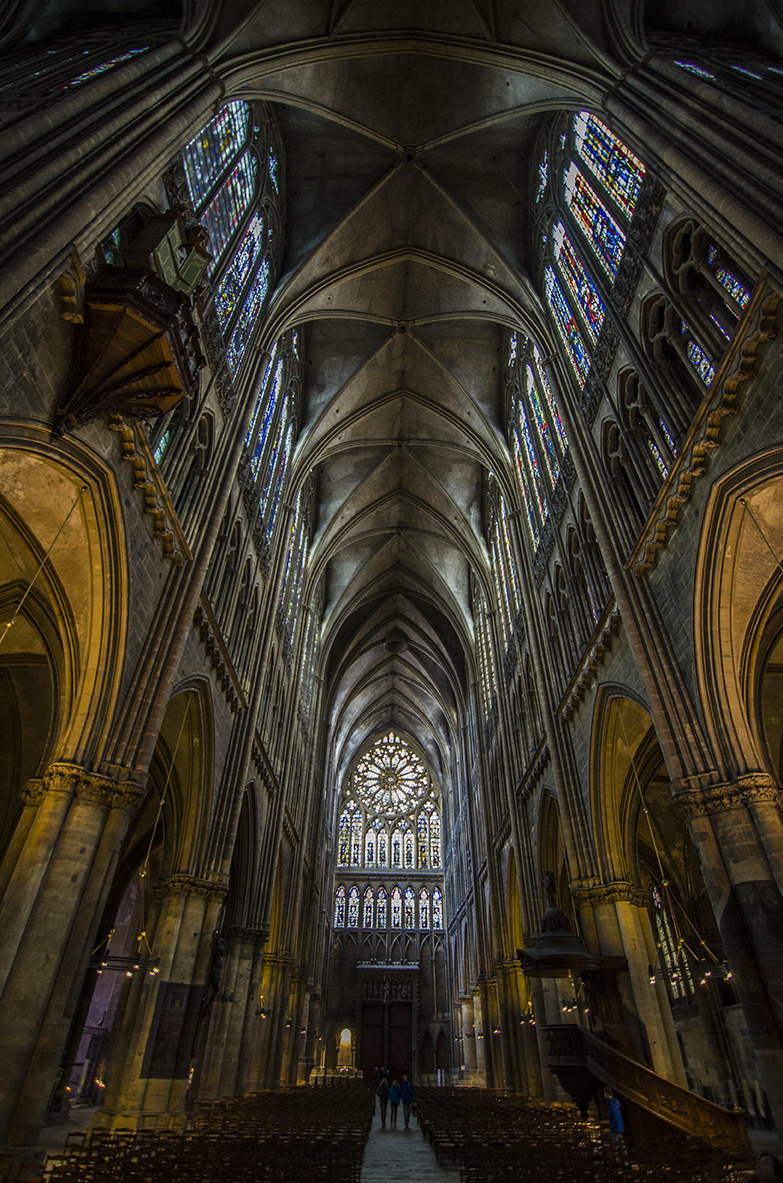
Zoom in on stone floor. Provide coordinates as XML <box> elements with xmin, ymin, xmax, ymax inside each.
<box><xmin>360</xmin><ymin>1099</ymin><xmax>459</xmax><ymax>1183</ymax></box>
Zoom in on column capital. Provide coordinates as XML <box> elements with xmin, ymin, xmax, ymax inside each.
<box><xmin>152</xmin><ymin>872</ymin><xmax>229</xmax><ymax>902</ymax></box>
<box><xmin>21</xmin><ymin>762</ymin><xmax>144</xmax><ymax>809</ymax></box>
<box><xmin>228</xmin><ymin>924</ymin><xmax>268</xmax><ymax>947</ymax></box>
<box><xmin>571</xmin><ymin>879</ymin><xmax>648</xmax><ymax>908</ymax></box>
<box><xmin>673</xmin><ymin>772</ymin><xmax>780</xmax><ymax>818</ymax></box>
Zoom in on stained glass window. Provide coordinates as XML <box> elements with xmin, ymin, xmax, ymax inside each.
<box><xmin>418</xmin><ymin>813</ymin><xmax>429</xmax><ymax>867</ymax></box>
<box><xmin>674</xmin><ymin>61</ymin><xmax>716</xmax><ymax>80</ymax></box>
<box><xmin>363</xmin><ymin>887</ymin><xmax>374</xmax><ymax>929</ymax></box>
<box><xmin>553</xmin><ymin>222</ymin><xmax>605</xmax><ymax>344</ymax></box>
<box><xmin>526</xmin><ymin>365</ymin><xmax>559</xmax><ymax>486</ymax></box>
<box><xmin>648</xmin><ymin>437</ymin><xmax>669</xmax><ymax>480</ymax></box>
<box><xmin>153</xmin><ymin>429</ymin><xmax>171</xmax><ymax>466</ymax></box>
<box><xmin>682</xmin><ymin>321</ymin><xmax>715</xmax><ymax>385</ymax></box>
<box><xmin>404</xmin><ymin>829</ymin><xmax>414</xmax><ymax>868</ymax></box>
<box><xmin>573</xmin><ymin>112</ymin><xmax>645</xmax><ymax>218</ymax></box>
<box><xmin>352</xmin><ymin>810</ymin><xmax>362</xmax><ymax>866</ymax></box>
<box><xmin>508</xmin><ymin>332</ymin><xmax>519</xmax><ymax>368</ymax></box>
<box><xmin>354</xmin><ymin>734</ymin><xmax>429</xmax><ymax>814</ymax></box>
<box><xmin>377</xmin><ymin>887</ymin><xmax>387</xmax><ymax>928</ymax></box>
<box><xmin>536</xmin><ymin>151</ymin><xmax>549</xmax><ymax>202</ymax></box>
<box><xmin>432</xmin><ymin>888</ymin><xmax>443</xmax><ymax>931</ymax></box>
<box><xmin>419</xmin><ymin>888</ymin><xmax>430</xmax><ymax>930</ymax></box>
<box><xmin>391</xmin><ymin>887</ymin><xmax>402</xmax><ymax>929</ymax></box>
<box><xmin>392</xmin><ymin>830</ymin><xmax>402</xmax><ymax>868</ymax></box>
<box><xmin>365</xmin><ymin>830</ymin><xmax>375</xmax><ymax>866</ymax></box>
<box><xmin>338</xmin><ymin>810</ymin><xmax>351</xmax><ymax>865</ymax></box>
<box><xmin>404</xmin><ymin>887</ymin><xmax>416</xmax><ymax>929</ymax></box>
<box><xmin>268</xmin><ymin>150</ymin><xmax>279</xmax><ymax>193</ymax></box>
<box><xmin>545</xmin><ymin>267</ymin><xmax>591</xmax><ymax>387</ymax></box>
<box><xmin>512</xmin><ymin>432</ymin><xmax>540</xmax><ymax>546</ymax></box>
<box><xmin>564</xmin><ymin>163</ymin><xmax>626</xmax><ymax>279</ymax></box>
<box><xmin>334</xmin><ymin>886</ymin><xmax>345</xmax><ymax>928</ymax></box>
<box><xmin>378</xmin><ymin>829</ymin><xmax>388</xmax><ymax>867</ymax></box>
<box><xmin>199</xmin><ymin>152</ymin><xmax>258</xmax><ymax>275</ymax></box>
<box><xmin>183</xmin><ymin>101</ymin><xmax>250</xmax><ymax>207</ymax></box>
<box><xmin>61</xmin><ymin>47</ymin><xmax>148</xmax><ymax>90</ymax></box>
<box><xmin>659</xmin><ymin>415</ymin><xmax>676</xmax><ymax>456</ymax></box>
<box><xmin>533</xmin><ymin>346</ymin><xmax>568</xmax><ymax>452</ymax></box>
<box><xmin>347</xmin><ymin>887</ymin><xmax>359</xmax><ymax>928</ymax></box>
<box><xmin>430</xmin><ymin>812</ymin><xmax>441</xmax><ymax>868</ymax></box>
<box><xmin>215</xmin><ymin>212</ymin><xmax>265</xmax><ymax>332</ymax></box>
<box><xmin>227</xmin><ymin>259</ymin><xmax>270</xmax><ymax>376</ymax></box>
<box><xmin>731</xmin><ymin>64</ymin><xmax>763</xmax><ymax>80</ymax></box>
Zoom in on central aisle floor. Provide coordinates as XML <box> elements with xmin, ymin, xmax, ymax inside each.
<box><xmin>360</xmin><ymin>1099</ymin><xmax>460</xmax><ymax>1183</ymax></box>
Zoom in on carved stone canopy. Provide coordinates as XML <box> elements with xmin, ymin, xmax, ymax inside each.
<box><xmin>56</xmin><ymin>266</ymin><xmax>204</xmax><ymax>432</ymax></box>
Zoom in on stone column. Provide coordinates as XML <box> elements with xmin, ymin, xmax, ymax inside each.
<box><xmin>460</xmin><ymin>996</ymin><xmax>476</xmax><ymax>1081</ymax></box>
<box><xmin>573</xmin><ymin>882</ymin><xmax>686</xmax><ymax>1084</ymax></box>
<box><xmin>247</xmin><ymin>953</ymin><xmax>293</xmax><ymax>1091</ymax></box>
<box><xmin>675</xmin><ymin>775</ymin><xmax>783</xmax><ymax>1133</ymax></box>
<box><xmin>0</xmin><ymin>764</ymin><xmax>143</xmax><ymax>1150</ymax></box>
<box><xmin>197</xmin><ymin>925</ymin><xmax>264</xmax><ymax>1100</ymax></box>
<box><xmin>94</xmin><ymin>873</ymin><xmax>226</xmax><ymax>1131</ymax></box>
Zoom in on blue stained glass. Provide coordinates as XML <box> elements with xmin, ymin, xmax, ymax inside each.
<box><xmin>682</xmin><ymin>321</ymin><xmax>715</xmax><ymax>384</ymax></box>
<box><xmin>263</xmin><ymin>422</ymin><xmax>293</xmax><ymax>539</ymax></box>
<box><xmin>532</xmin><ymin>345</ymin><xmax>568</xmax><ymax>452</ymax></box>
<box><xmin>430</xmin><ymin>812</ymin><xmax>441</xmax><ymax>867</ymax></box>
<box><xmin>377</xmin><ymin>887</ymin><xmax>387</xmax><ymax>928</ymax></box>
<box><xmin>659</xmin><ymin>415</ymin><xmax>676</xmax><ymax>456</ymax></box>
<box><xmin>347</xmin><ymin>887</ymin><xmax>359</xmax><ymax>927</ymax></box>
<box><xmin>153</xmin><ymin>429</ymin><xmax>170</xmax><ymax>465</ymax></box>
<box><xmin>391</xmin><ymin>887</ymin><xmax>402</xmax><ymax>929</ymax></box>
<box><xmin>334</xmin><ymin>886</ymin><xmax>345</xmax><ymax>927</ymax></box>
<box><xmin>200</xmin><ymin>151</ymin><xmax>258</xmax><ymax>273</ymax></box>
<box><xmin>731</xmin><ymin>64</ymin><xmax>762</xmax><ymax>79</ymax></box>
<box><xmin>526</xmin><ymin>365</ymin><xmax>559</xmax><ymax>487</ymax></box>
<box><xmin>564</xmin><ymin>163</ymin><xmax>626</xmax><ymax>279</ymax></box>
<box><xmin>512</xmin><ymin>432</ymin><xmax>540</xmax><ymax>546</ymax></box>
<box><xmin>674</xmin><ymin>61</ymin><xmax>716</xmax><ymax>80</ymax></box>
<box><xmin>508</xmin><ymin>332</ymin><xmax>519</xmax><ymax>368</ymax></box>
<box><xmin>183</xmin><ymin>101</ymin><xmax>250</xmax><ymax>208</ymax></box>
<box><xmin>573</xmin><ymin>112</ymin><xmax>645</xmax><ymax>218</ymax></box>
<box><xmin>215</xmin><ymin>213</ymin><xmax>265</xmax><ymax>331</ymax></box>
<box><xmin>417</xmin><ymin>813</ymin><xmax>429</xmax><ymax>867</ymax></box>
<box><xmin>245</xmin><ymin>345</ymin><xmax>280</xmax><ymax>449</ymax></box>
<box><xmin>419</xmin><ymin>888</ymin><xmax>430</xmax><ymax>930</ymax></box>
<box><xmin>363</xmin><ymin>887</ymin><xmax>374</xmax><ymax>928</ymax></box>
<box><xmin>545</xmin><ymin>267</ymin><xmax>591</xmax><ymax>387</ymax></box>
<box><xmin>708</xmin><ymin>311</ymin><xmax>731</xmax><ymax>342</ymax></box>
<box><xmin>432</xmin><ymin>887</ymin><xmax>443</xmax><ymax>931</ymax></box>
<box><xmin>514</xmin><ymin>402</ymin><xmax>547</xmax><ymax>522</ymax></box>
<box><xmin>404</xmin><ymin>887</ymin><xmax>415</xmax><ymax>929</ymax></box>
<box><xmin>226</xmin><ymin>258</ymin><xmax>271</xmax><ymax>376</ymax></box>
<box><xmin>249</xmin><ymin>358</ymin><xmax>284</xmax><ymax>478</ymax></box>
<box><xmin>60</xmin><ymin>47</ymin><xmax>148</xmax><ymax>90</ymax></box>
<box><xmin>715</xmin><ymin>267</ymin><xmax>751</xmax><ymax>309</ymax></box>
<box><xmin>553</xmin><ymin>222</ymin><xmax>605</xmax><ymax>344</ymax></box>
<box><xmin>269</xmin><ymin>150</ymin><xmax>279</xmax><ymax>192</ymax></box>
<box><xmin>338</xmin><ymin>812</ymin><xmax>350</xmax><ymax>864</ymax></box>
<box><xmin>648</xmin><ymin>437</ymin><xmax>669</xmax><ymax>480</ymax></box>
<box><xmin>536</xmin><ymin>151</ymin><xmax>548</xmax><ymax>202</ymax></box>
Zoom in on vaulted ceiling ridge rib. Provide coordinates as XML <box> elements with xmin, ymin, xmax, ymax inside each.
<box><xmin>307</xmin><ymin>488</ymin><xmax>487</xmax><ymax>582</ymax></box>
<box><xmin>318</xmin><ymin>564</ymin><xmax>475</xmax><ymax>667</ymax></box>
<box><xmin>294</xmin><ymin>387</ymin><xmax>502</xmax><ymax>480</ymax></box>
<box><xmin>245</xmin><ymin>88</ymin><xmax>404</xmax><ymax>150</ymax></box>
<box><xmin>263</xmin><ymin>247</ymin><xmax>532</xmax><ymax>352</ymax></box>
<box><xmin>335</xmin><ymin>664</ymin><xmax>456</xmax><ymax>725</ymax></box>
<box><xmin>218</xmin><ymin>32</ymin><xmax>617</xmax><ymax>92</ymax></box>
<box><xmin>329</xmin><ymin>653</ymin><xmax>461</xmax><ymax>730</ymax></box>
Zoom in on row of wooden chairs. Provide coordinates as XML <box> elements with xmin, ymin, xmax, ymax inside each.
<box><xmin>39</xmin><ymin>1087</ymin><xmax>374</xmax><ymax>1183</ymax></box>
<box><xmin>414</xmin><ymin>1088</ymin><xmax>754</xmax><ymax>1183</ymax></box>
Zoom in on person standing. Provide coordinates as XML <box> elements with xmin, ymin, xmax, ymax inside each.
<box><xmin>603</xmin><ymin>1087</ymin><xmax>627</xmax><ymax>1158</ymax></box>
<box><xmin>376</xmin><ymin>1075</ymin><xmax>389</xmax><ymax>1127</ymax></box>
<box><xmin>400</xmin><ymin>1073</ymin><xmax>414</xmax><ymax>1129</ymax></box>
<box><xmin>388</xmin><ymin>1078</ymin><xmax>401</xmax><ymax>1127</ymax></box>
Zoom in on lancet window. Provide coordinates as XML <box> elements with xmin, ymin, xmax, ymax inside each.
<box><xmin>505</xmin><ymin>333</ymin><xmax>569</xmax><ymax>550</ymax></box>
<box><xmin>537</xmin><ymin>111</ymin><xmax>647</xmax><ymax>391</ymax></box>
<box><xmin>182</xmin><ymin>101</ymin><xmax>282</xmax><ymax>378</ymax></box>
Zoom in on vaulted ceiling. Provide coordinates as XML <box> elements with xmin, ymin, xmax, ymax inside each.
<box><xmin>179</xmin><ymin>0</ymin><xmax>776</xmax><ymax>784</ymax></box>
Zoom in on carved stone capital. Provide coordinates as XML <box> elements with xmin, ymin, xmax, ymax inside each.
<box><xmin>152</xmin><ymin>873</ymin><xmax>229</xmax><ymax>901</ymax></box>
<box><xmin>22</xmin><ymin>763</ymin><xmax>143</xmax><ymax>810</ymax></box>
<box><xmin>228</xmin><ymin>925</ymin><xmax>268</xmax><ymax>947</ymax></box>
<box><xmin>674</xmin><ymin>772</ymin><xmax>780</xmax><ymax>818</ymax></box>
<box><xmin>571</xmin><ymin>880</ymin><xmax>648</xmax><ymax>908</ymax></box>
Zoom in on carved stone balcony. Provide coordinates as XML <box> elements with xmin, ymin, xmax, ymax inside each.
<box><xmin>56</xmin><ymin>266</ymin><xmax>204</xmax><ymax>432</ymax></box>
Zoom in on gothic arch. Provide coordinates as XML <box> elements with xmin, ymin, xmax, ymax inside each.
<box><xmin>694</xmin><ymin>453</ymin><xmax>783</xmax><ymax>777</ymax></box>
<box><xmin>590</xmin><ymin>686</ymin><xmax>657</xmax><ymax>882</ymax></box>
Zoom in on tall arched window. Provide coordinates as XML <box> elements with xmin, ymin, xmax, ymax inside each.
<box><xmin>334</xmin><ymin>886</ymin><xmax>346</xmax><ymax>928</ymax></box>
<box><xmin>347</xmin><ymin>887</ymin><xmax>360</xmax><ymax>929</ymax></box>
<box><xmin>505</xmin><ymin>333</ymin><xmax>570</xmax><ymax>550</ymax></box>
<box><xmin>182</xmin><ymin>102</ymin><xmax>282</xmax><ymax>379</ymax></box>
<box><xmin>363</xmin><ymin>887</ymin><xmax>374</xmax><ymax>929</ymax></box>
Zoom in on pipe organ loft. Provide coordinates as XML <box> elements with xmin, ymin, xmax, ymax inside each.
<box><xmin>1</xmin><ymin>0</ymin><xmax>783</xmax><ymax>1176</ymax></box>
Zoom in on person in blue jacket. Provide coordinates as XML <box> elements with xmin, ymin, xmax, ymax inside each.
<box><xmin>388</xmin><ymin>1078</ymin><xmax>401</xmax><ymax>1127</ymax></box>
<box><xmin>400</xmin><ymin>1074</ymin><xmax>415</xmax><ymax>1128</ymax></box>
<box><xmin>604</xmin><ymin>1087</ymin><xmax>627</xmax><ymax>1157</ymax></box>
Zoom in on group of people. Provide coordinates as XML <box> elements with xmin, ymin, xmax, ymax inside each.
<box><xmin>374</xmin><ymin>1067</ymin><xmax>414</xmax><ymax>1129</ymax></box>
